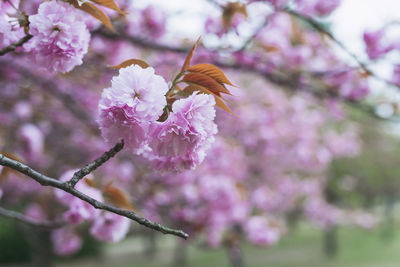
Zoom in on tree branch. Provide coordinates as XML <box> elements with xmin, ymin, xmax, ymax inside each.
<box><xmin>93</xmin><ymin>29</ymin><xmax>390</xmax><ymax>120</ymax></box>
<box><xmin>282</xmin><ymin>8</ymin><xmax>400</xmax><ymax>88</ymax></box>
<box><xmin>66</xmin><ymin>140</ymin><xmax>124</xmax><ymax>188</ymax></box>
<box><xmin>0</xmin><ymin>206</ymin><xmax>65</xmax><ymax>229</ymax></box>
<box><xmin>0</xmin><ymin>153</ymin><xmax>189</xmax><ymax>239</ymax></box>
<box><xmin>0</xmin><ymin>34</ymin><xmax>32</xmax><ymax>56</ymax></box>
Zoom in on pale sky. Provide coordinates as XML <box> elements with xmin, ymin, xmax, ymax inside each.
<box><xmin>332</xmin><ymin>0</ymin><xmax>400</xmax><ymax>56</ymax></box>
<box><xmin>331</xmin><ymin>0</ymin><xmax>400</xmax><ymax>119</ymax></box>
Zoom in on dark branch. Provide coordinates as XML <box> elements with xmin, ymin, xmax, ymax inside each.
<box><xmin>0</xmin><ymin>206</ymin><xmax>65</xmax><ymax>229</ymax></box>
<box><xmin>0</xmin><ymin>34</ymin><xmax>32</xmax><ymax>56</ymax></box>
<box><xmin>282</xmin><ymin>8</ymin><xmax>367</xmax><ymax>69</ymax></box>
<box><xmin>216</xmin><ymin>61</ymin><xmax>397</xmax><ymax>121</ymax></box>
<box><xmin>282</xmin><ymin>8</ymin><xmax>400</xmax><ymax>89</ymax></box>
<box><xmin>66</xmin><ymin>140</ymin><xmax>124</xmax><ymax>188</ymax></box>
<box><xmin>0</xmin><ymin>153</ymin><xmax>189</xmax><ymax>239</ymax></box>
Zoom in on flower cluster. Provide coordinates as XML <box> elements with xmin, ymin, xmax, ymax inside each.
<box><xmin>0</xmin><ymin>0</ymin><xmax>386</xmax><ymax>258</ymax></box>
<box><xmin>146</xmin><ymin>93</ymin><xmax>218</xmax><ymax>172</ymax></box>
<box><xmin>98</xmin><ymin>65</ymin><xmax>218</xmax><ymax>172</ymax></box>
<box><xmin>26</xmin><ymin>0</ymin><xmax>90</xmax><ymax>73</ymax></box>
<box><xmin>98</xmin><ymin>65</ymin><xmax>168</xmax><ymax>153</ymax></box>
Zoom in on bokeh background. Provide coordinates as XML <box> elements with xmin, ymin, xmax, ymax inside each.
<box><xmin>2</xmin><ymin>0</ymin><xmax>400</xmax><ymax>266</ymax></box>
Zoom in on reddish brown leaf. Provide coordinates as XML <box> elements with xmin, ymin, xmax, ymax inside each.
<box><xmin>359</xmin><ymin>70</ymin><xmax>371</xmax><ymax>78</ymax></box>
<box><xmin>222</xmin><ymin>2</ymin><xmax>248</xmax><ymax>30</ymax></box>
<box><xmin>109</xmin><ymin>59</ymin><xmax>150</xmax><ymax>69</ymax></box>
<box><xmin>103</xmin><ymin>183</ymin><xmax>135</xmax><ymax>211</ymax></box>
<box><xmin>182</xmin><ymin>84</ymin><xmax>201</xmax><ymax>94</ymax></box>
<box><xmin>235</xmin><ymin>182</ymin><xmax>248</xmax><ymax>198</ymax></box>
<box><xmin>91</xmin><ymin>0</ymin><xmax>126</xmax><ymax>14</ymax></box>
<box><xmin>181</xmin><ymin>37</ymin><xmax>201</xmax><ymax>72</ymax></box>
<box><xmin>75</xmin><ymin>2</ymin><xmax>114</xmax><ymax>31</ymax></box>
<box><xmin>83</xmin><ymin>177</ymin><xmax>96</xmax><ymax>188</ymax></box>
<box><xmin>213</xmin><ymin>94</ymin><xmax>235</xmax><ymax>115</ymax></box>
<box><xmin>183</xmin><ymin>72</ymin><xmax>232</xmax><ymax>96</ymax></box>
<box><xmin>261</xmin><ymin>44</ymin><xmax>279</xmax><ymax>53</ymax></box>
<box><xmin>175</xmin><ymin>84</ymin><xmax>203</xmax><ymax>98</ymax></box>
<box><xmin>290</xmin><ymin>16</ymin><xmax>305</xmax><ymax>45</ymax></box>
<box><xmin>187</xmin><ymin>63</ymin><xmax>235</xmax><ymax>86</ymax></box>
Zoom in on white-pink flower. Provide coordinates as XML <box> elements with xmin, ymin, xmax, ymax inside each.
<box><xmin>245</xmin><ymin>216</ymin><xmax>281</xmax><ymax>246</ymax></box>
<box><xmin>27</xmin><ymin>0</ymin><xmax>90</xmax><ymax>73</ymax></box>
<box><xmin>98</xmin><ymin>64</ymin><xmax>169</xmax><ymax>153</ymax></box>
<box><xmin>90</xmin><ymin>212</ymin><xmax>131</xmax><ymax>242</ymax></box>
<box><xmin>146</xmin><ymin>93</ymin><xmax>218</xmax><ymax>172</ymax></box>
<box><xmin>55</xmin><ymin>169</ymin><xmax>103</xmax><ymax>224</ymax></box>
<box><xmin>51</xmin><ymin>227</ymin><xmax>83</xmax><ymax>256</ymax></box>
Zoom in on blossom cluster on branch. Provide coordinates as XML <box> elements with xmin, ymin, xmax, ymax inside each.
<box><xmin>0</xmin><ymin>0</ymin><xmax>385</xmax><ymax>257</ymax></box>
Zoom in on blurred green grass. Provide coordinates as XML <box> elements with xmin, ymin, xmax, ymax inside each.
<box><xmin>55</xmin><ymin>223</ymin><xmax>400</xmax><ymax>267</ymax></box>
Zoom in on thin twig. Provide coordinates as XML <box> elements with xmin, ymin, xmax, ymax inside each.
<box><xmin>0</xmin><ymin>206</ymin><xmax>65</xmax><ymax>229</ymax></box>
<box><xmin>282</xmin><ymin>8</ymin><xmax>400</xmax><ymax>88</ymax></box>
<box><xmin>0</xmin><ymin>153</ymin><xmax>189</xmax><ymax>239</ymax></box>
<box><xmin>66</xmin><ymin>140</ymin><xmax>124</xmax><ymax>188</ymax></box>
<box><xmin>215</xmin><ymin>61</ymin><xmax>397</xmax><ymax>121</ymax></box>
<box><xmin>0</xmin><ymin>34</ymin><xmax>32</xmax><ymax>56</ymax></box>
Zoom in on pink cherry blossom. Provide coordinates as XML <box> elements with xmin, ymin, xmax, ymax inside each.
<box><xmin>245</xmin><ymin>216</ymin><xmax>281</xmax><ymax>246</ymax></box>
<box><xmin>26</xmin><ymin>0</ymin><xmax>90</xmax><ymax>73</ymax></box>
<box><xmin>146</xmin><ymin>93</ymin><xmax>218</xmax><ymax>172</ymax></box>
<box><xmin>363</xmin><ymin>29</ymin><xmax>394</xmax><ymax>60</ymax></box>
<box><xmin>98</xmin><ymin>65</ymin><xmax>169</xmax><ymax>153</ymax></box>
<box><xmin>90</xmin><ymin>212</ymin><xmax>131</xmax><ymax>242</ymax></box>
<box><xmin>51</xmin><ymin>227</ymin><xmax>83</xmax><ymax>256</ymax></box>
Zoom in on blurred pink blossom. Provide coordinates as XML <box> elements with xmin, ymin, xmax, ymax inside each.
<box><xmin>90</xmin><ymin>212</ymin><xmax>131</xmax><ymax>242</ymax></box>
<box><xmin>26</xmin><ymin>0</ymin><xmax>90</xmax><ymax>73</ymax></box>
<box><xmin>51</xmin><ymin>227</ymin><xmax>83</xmax><ymax>256</ymax></box>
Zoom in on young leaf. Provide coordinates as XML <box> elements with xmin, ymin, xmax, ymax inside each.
<box><xmin>109</xmin><ymin>59</ymin><xmax>150</xmax><ymax>69</ymax></box>
<box><xmin>187</xmin><ymin>63</ymin><xmax>235</xmax><ymax>86</ymax></box>
<box><xmin>181</xmin><ymin>37</ymin><xmax>201</xmax><ymax>72</ymax></box>
<box><xmin>213</xmin><ymin>94</ymin><xmax>235</xmax><ymax>115</ymax></box>
<box><xmin>103</xmin><ymin>183</ymin><xmax>135</xmax><ymax>211</ymax></box>
<box><xmin>179</xmin><ymin>84</ymin><xmax>201</xmax><ymax>96</ymax></box>
<box><xmin>222</xmin><ymin>2</ymin><xmax>248</xmax><ymax>30</ymax></box>
<box><xmin>91</xmin><ymin>0</ymin><xmax>126</xmax><ymax>14</ymax></box>
<box><xmin>83</xmin><ymin>177</ymin><xmax>96</xmax><ymax>188</ymax></box>
<box><xmin>75</xmin><ymin>2</ymin><xmax>114</xmax><ymax>31</ymax></box>
<box><xmin>183</xmin><ymin>72</ymin><xmax>232</xmax><ymax>96</ymax></box>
